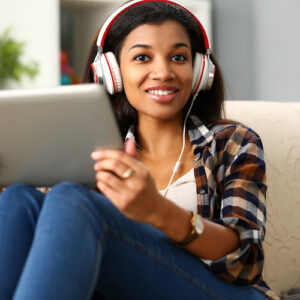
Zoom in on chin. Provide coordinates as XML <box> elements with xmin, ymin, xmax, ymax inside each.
<box><xmin>143</xmin><ymin>110</ymin><xmax>183</xmax><ymax>121</ymax></box>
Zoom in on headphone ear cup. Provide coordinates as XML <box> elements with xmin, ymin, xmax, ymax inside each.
<box><xmin>191</xmin><ymin>53</ymin><xmax>203</xmax><ymax>95</ymax></box>
<box><xmin>100</xmin><ymin>52</ymin><xmax>123</xmax><ymax>94</ymax></box>
<box><xmin>192</xmin><ymin>53</ymin><xmax>215</xmax><ymax>95</ymax></box>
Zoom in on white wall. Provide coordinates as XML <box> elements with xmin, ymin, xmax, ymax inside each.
<box><xmin>212</xmin><ymin>0</ymin><xmax>254</xmax><ymax>100</ymax></box>
<box><xmin>69</xmin><ymin>2</ymin><xmax>123</xmax><ymax>76</ymax></box>
<box><xmin>0</xmin><ymin>0</ymin><xmax>60</xmax><ymax>89</ymax></box>
<box><xmin>212</xmin><ymin>0</ymin><xmax>300</xmax><ymax>102</ymax></box>
<box><xmin>253</xmin><ymin>0</ymin><xmax>300</xmax><ymax>102</ymax></box>
<box><xmin>182</xmin><ymin>0</ymin><xmax>213</xmax><ymax>47</ymax></box>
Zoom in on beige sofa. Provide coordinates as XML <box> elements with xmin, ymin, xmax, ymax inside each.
<box><xmin>224</xmin><ymin>101</ymin><xmax>300</xmax><ymax>296</ymax></box>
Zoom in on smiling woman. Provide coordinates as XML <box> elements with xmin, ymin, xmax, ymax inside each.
<box><xmin>0</xmin><ymin>1</ymin><xmax>278</xmax><ymax>300</ymax></box>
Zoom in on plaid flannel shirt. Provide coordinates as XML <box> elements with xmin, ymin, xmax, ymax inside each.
<box><xmin>127</xmin><ymin>114</ymin><xmax>278</xmax><ymax>300</ymax></box>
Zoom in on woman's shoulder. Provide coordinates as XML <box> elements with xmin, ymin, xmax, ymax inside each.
<box><xmin>204</xmin><ymin>121</ymin><xmax>266</xmax><ymax>170</ymax></box>
<box><xmin>207</xmin><ymin>120</ymin><xmax>262</xmax><ymax>143</ymax></box>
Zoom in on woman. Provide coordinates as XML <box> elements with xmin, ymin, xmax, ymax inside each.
<box><xmin>0</xmin><ymin>1</ymin><xmax>277</xmax><ymax>299</ymax></box>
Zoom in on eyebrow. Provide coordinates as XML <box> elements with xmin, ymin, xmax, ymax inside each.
<box><xmin>128</xmin><ymin>42</ymin><xmax>190</xmax><ymax>51</ymax></box>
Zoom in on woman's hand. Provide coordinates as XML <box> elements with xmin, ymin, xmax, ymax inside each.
<box><xmin>91</xmin><ymin>139</ymin><xmax>162</xmax><ymax>223</ymax></box>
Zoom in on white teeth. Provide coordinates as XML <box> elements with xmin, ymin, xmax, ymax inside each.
<box><xmin>147</xmin><ymin>90</ymin><xmax>175</xmax><ymax>96</ymax></box>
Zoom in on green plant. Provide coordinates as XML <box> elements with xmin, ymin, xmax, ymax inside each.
<box><xmin>0</xmin><ymin>27</ymin><xmax>39</xmax><ymax>83</ymax></box>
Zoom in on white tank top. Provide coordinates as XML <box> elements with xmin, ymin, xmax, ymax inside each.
<box><xmin>159</xmin><ymin>168</ymin><xmax>197</xmax><ymax>213</ymax></box>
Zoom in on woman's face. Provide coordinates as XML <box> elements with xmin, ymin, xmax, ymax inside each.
<box><xmin>119</xmin><ymin>20</ymin><xmax>193</xmax><ymax>121</ymax></box>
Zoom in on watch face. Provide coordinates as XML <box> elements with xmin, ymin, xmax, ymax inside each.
<box><xmin>195</xmin><ymin>215</ymin><xmax>203</xmax><ymax>235</ymax></box>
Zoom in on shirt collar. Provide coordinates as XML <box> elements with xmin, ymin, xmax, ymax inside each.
<box><xmin>124</xmin><ymin>115</ymin><xmax>214</xmax><ymax>153</ymax></box>
<box><xmin>187</xmin><ymin>115</ymin><xmax>214</xmax><ymax>150</ymax></box>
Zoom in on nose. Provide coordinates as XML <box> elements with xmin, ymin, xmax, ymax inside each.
<box><xmin>149</xmin><ymin>58</ymin><xmax>175</xmax><ymax>81</ymax></box>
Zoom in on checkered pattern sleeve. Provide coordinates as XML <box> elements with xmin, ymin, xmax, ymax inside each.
<box><xmin>201</xmin><ymin>124</ymin><xmax>267</xmax><ymax>285</ymax></box>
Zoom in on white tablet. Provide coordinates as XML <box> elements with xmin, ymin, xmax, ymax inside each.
<box><xmin>0</xmin><ymin>84</ymin><xmax>123</xmax><ymax>187</ymax></box>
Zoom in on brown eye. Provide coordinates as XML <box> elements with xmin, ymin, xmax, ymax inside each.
<box><xmin>171</xmin><ymin>54</ymin><xmax>187</xmax><ymax>61</ymax></box>
<box><xmin>134</xmin><ymin>54</ymin><xmax>150</xmax><ymax>61</ymax></box>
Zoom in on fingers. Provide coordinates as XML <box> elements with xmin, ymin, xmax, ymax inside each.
<box><xmin>91</xmin><ymin>148</ymin><xmax>158</xmax><ymax>222</ymax></box>
<box><xmin>91</xmin><ymin>149</ymin><xmax>150</xmax><ymax>200</ymax></box>
<box><xmin>94</xmin><ymin>158</ymin><xmax>130</xmax><ymax>179</ymax></box>
<box><xmin>91</xmin><ymin>149</ymin><xmax>144</xmax><ymax>174</ymax></box>
<box><xmin>96</xmin><ymin>169</ymin><xmax>124</xmax><ymax>192</ymax></box>
<box><xmin>97</xmin><ymin>180</ymin><xmax>124</xmax><ymax>207</ymax></box>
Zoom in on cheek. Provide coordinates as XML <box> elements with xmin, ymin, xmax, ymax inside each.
<box><xmin>177</xmin><ymin>63</ymin><xmax>193</xmax><ymax>84</ymax></box>
<box><xmin>121</xmin><ymin>67</ymin><xmax>146</xmax><ymax>97</ymax></box>
<box><xmin>122</xmin><ymin>75</ymin><xmax>139</xmax><ymax>101</ymax></box>
<box><xmin>121</xmin><ymin>75</ymin><xmax>140</xmax><ymax>108</ymax></box>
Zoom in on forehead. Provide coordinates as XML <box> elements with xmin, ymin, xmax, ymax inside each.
<box><xmin>122</xmin><ymin>20</ymin><xmax>191</xmax><ymax>49</ymax></box>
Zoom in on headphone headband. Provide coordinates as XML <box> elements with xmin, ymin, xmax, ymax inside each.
<box><xmin>96</xmin><ymin>0</ymin><xmax>211</xmax><ymax>52</ymax></box>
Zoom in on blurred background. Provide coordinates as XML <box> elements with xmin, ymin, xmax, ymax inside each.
<box><xmin>0</xmin><ymin>0</ymin><xmax>299</xmax><ymax>102</ymax></box>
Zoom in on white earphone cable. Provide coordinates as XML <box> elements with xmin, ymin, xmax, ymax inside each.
<box><xmin>163</xmin><ymin>93</ymin><xmax>198</xmax><ymax>197</ymax></box>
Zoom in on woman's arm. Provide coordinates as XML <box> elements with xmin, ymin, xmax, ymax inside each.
<box><xmin>91</xmin><ymin>140</ymin><xmax>240</xmax><ymax>261</ymax></box>
<box><xmin>147</xmin><ymin>195</ymin><xmax>241</xmax><ymax>260</ymax></box>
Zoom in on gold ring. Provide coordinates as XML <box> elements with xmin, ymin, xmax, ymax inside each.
<box><xmin>122</xmin><ymin>168</ymin><xmax>133</xmax><ymax>179</ymax></box>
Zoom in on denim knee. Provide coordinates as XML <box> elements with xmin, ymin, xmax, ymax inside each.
<box><xmin>46</xmin><ymin>182</ymin><xmax>121</xmax><ymax>229</ymax></box>
<box><xmin>48</xmin><ymin>182</ymin><xmax>91</xmax><ymax>201</ymax></box>
<box><xmin>50</xmin><ymin>181</ymin><xmax>87</xmax><ymax>193</ymax></box>
<box><xmin>46</xmin><ymin>182</ymin><xmax>97</xmax><ymax>211</ymax></box>
<box><xmin>0</xmin><ymin>184</ymin><xmax>37</xmax><ymax>208</ymax></box>
<box><xmin>44</xmin><ymin>182</ymin><xmax>109</xmax><ymax>237</ymax></box>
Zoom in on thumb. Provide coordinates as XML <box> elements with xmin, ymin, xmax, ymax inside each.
<box><xmin>124</xmin><ymin>139</ymin><xmax>137</xmax><ymax>158</ymax></box>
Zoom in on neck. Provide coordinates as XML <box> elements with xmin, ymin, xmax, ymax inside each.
<box><xmin>137</xmin><ymin>113</ymin><xmax>188</xmax><ymax>159</ymax></box>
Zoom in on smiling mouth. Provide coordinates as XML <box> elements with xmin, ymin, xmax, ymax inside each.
<box><xmin>147</xmin><ymin>90</ymin><xmax>178</xmax><ymax>96</ymax></box>
<box><xmin>146</xmin><ymin>88</ymin><xmax>179</xmax><ymax>96</ymax></box>
<box><xmin>145</xmin><ymin>88</ymin><xmax>179</xmax><ymax>102</ymax></box>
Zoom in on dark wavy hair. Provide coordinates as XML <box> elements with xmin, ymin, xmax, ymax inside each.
<box><xmin>81</xmin><ymin>1</ymin><xmax>226</xmax><ymax>140</ymax></box>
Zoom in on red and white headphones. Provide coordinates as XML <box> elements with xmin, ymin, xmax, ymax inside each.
<box><xmin>91</xmin><ymin>0</ymin><xmax>216</xmax><ymax>96</ymax></box>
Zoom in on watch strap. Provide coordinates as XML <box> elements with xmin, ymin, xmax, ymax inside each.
<box><xmin>172</xmin><ymin>211</ymin><xmax>204</xmax><ymax>247</ymax></box>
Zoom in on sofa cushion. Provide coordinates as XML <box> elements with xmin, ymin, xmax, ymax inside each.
<box><xmin>224</xmin><ymin>101</ymin><xmax>300</xmax><ymax>296</ymax></box>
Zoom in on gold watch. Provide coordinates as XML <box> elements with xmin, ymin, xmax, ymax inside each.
<box><xmin>173</xmin><ymin>211</ymin><xmax>204</xmax><ymax>247</ymax></box>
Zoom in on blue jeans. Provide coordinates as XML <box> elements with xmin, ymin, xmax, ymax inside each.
<box><xmin>0</xmin><ymin>182</ymin><xmax>265</xmax><ymax>300</ymax></box>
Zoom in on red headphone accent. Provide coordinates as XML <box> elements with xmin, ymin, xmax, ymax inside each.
<box><xmin>103</xmin><ymin>53</ymin><xmax>116</xmax><ymax>94</ymax></box>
